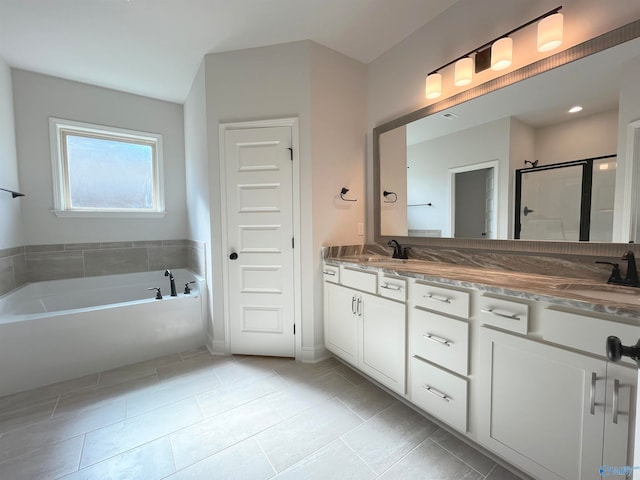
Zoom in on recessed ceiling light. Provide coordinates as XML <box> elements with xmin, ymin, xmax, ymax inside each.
<box><xmin>568</xmin><ymin>106</ymin><xmax>583</xmax><ymax>113</ymax></box>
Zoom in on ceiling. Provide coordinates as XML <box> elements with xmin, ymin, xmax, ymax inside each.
<box><xmin>0</xmin><ymin>0</ymin><xmax>458</xmax><ymax>103</ymax></box>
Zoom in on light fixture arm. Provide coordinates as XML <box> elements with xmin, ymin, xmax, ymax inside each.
<box><xmin>426</xmin><ymin>6</ymin><xmax>562</xmax><ymax>76</ymax></box>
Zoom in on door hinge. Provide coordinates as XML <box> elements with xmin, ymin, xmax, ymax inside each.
<box><xmin>293</xmin><ymin>324</ymin><xmax>296</xmax><ymax>335</ymax></box>
<box><xmin>292</xmin><ymin>237</ymin><xmax>295</xmax><ymax>248</ymax></box>
<box><xmin>287</xmin><ymin>147</ymin><xmax>293</xmax><ymax>161</ymax></box>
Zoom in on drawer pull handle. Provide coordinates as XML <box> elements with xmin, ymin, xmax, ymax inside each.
<box><xmin>612</xmin><ymin>379</ymin><xmax>620</xmax><ymax>425</ymax></box>
<box><xmin>380</xmin><ymin>284</ymin><xmax>402</xmax><ymax>291</ymax></box>
<box><xmin>481</xmin><ymin>308</ymin><xmax>521</xmax><ymax>321</ymax></box>
<box><xmin>423</xmin><ymin>385</ymin><xmax>450</xmax><ymax>402</ymax></box>
<box><xmin>425</xmin><ymin>294</ymin><xmax>451</xmax><ymax>304</ymax></box>
<box><xmin>590</xmin><ymin>372</ymin><xmax>597</xmax><ymax>415</ymax></box>
<box><xmin>323</xmin><ymin>270</ymin><xmax>336</xmax><ymax>276</ymax></box>
<box><xmin>424</xmin><ymin>333</ymin><xmax>452</xmax><ymax>347</ymax></box>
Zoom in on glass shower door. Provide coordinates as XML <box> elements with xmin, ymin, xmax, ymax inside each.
<box><xmin>518</xmin><ymin>164</ymin><xmax>584</xmax><ymax>241</ymax></box>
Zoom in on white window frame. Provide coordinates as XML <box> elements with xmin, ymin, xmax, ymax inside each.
<box><xmin>49</xmin><ymin>117</ymin><xmax>166</xmax><ymax>218</ymax></box>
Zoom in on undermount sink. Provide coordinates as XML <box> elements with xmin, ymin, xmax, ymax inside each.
<box><xmin>553</xmin><ymin>283</ymin><xmax>640</xmax><ymax>304</ymax></box>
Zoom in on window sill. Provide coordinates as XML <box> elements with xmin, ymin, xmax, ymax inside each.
<box><xmin>51</xmin><ymin>210</ymin><xmax>167</xmax><ymax>219</ymax></box>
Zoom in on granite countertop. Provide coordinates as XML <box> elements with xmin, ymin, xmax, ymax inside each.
<box><xmin>325</xmin><ymin>255</ymin><xmax>640</xmax><ymax>321</ymax></box>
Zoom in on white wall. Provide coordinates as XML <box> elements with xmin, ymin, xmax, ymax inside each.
<box><xmin>184</xmin><ymin>61</ymin><xmax>213</xmax><ymax>335</ymax></box>
<box><xmin>535</xmin><ymin>109</ymin><xmax>619</xmax><ymax>165</ymax></box>
<box><xmin>199</xmin><ymin>41</ymin><xmax>366</xmax><ymax>360</ymax></box>
<box><xmin>614</xmin><ymin>55</ymin><xmax>640</xmax><ymax>241</ymax></box>
<box><xmin>12</xmin><ymin>69</ymin><xmax>187</xmax><ymax>245</ymax></box>
<box><xmin>407</xmin><ymin>118</ymin><xmax>510</xmax><ymax>238</ymax></box>
<box><xmin>367</xmin><ymin>0</ymin><xmax>640</xmax><ymax>240</ymax></box>
<box><xmin>379</xmin><ymin>126</ymin><xmax>408</xmax><ymax>236</ymax></box>
<box><xmin>309</xmin><ymin>43</ymin><xmax>367</xmax><ymax>354</ymax></box>
<box><xmin>0</xmin><ymin>57</ymin><xmax>22</xmax><ymax>249</ymax></box>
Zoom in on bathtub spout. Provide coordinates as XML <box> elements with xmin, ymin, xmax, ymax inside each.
<box><xmin>164</xmin><ymin>270</ymin><xmax>178</xmax><ymax>297</ymax></box>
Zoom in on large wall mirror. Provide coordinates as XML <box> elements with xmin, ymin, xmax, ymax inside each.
<box><xmin>374</xmin><ymin>20</ymin><xmax>640</xmax><ymax>248</ymax></box>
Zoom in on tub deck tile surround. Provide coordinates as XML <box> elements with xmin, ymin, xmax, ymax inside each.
<box><xmin>0</xmin><ymin>239</ymin><xmax>206</xmax><ymax>292</ymax></box>
<box><xmin>0</xmin><ymin>351</ymin><xmax>523</xmax><ymax>480</ymax></box>
<box><xmin>0</xmin><ymin>247</ymin><xmax>26</xmax><ymax>296</ymax></box>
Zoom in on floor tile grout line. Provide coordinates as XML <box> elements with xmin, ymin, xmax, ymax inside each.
<box><xmin>427</xmin><ymin>436</ymin><xmax>490</xmax><ymax>477</ymax></box>
<box><xmin>254</xmin><ymin>435</ymin><xmax>278</xmax><ymax>477</ymax></box>
<box><xmin>340</xmin><ymin>437</ymin><xmax>381</xmax><ymax>478</ymax></box>
<box><xmin>167</xmin><ymin>434</ymin><xmax>179</xmax><ymax>477</ymax></box>
<box><xmin>484</xmin><ymin>462</ymin><xmax>499</xmax><ymax>479</ymax></box>
<box><xmin>334</xmin><ymin>396</ymin><xmax>368</xmax><ymax>423</ymax></box>
<box><xmin>49</xmin><ymin>394</ymin><xmax>61</xmax><ymax>419</ymax></box>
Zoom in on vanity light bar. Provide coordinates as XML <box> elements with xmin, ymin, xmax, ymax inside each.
<box><xmin>425</xmin><ymin>6</ymin><xmax>563</xmax><ymax>99</ymax></box>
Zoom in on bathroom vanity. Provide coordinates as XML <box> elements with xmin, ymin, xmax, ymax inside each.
<box><xmin>323</xmin><ymin>252</ymin><xmax>640</xmax><ymax>480</ymax></box>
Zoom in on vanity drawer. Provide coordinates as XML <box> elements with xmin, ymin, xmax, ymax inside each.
<box><xmin>412</xmin><ymin>283</ymin><xmax>470</xmax><ymax>319</ymax></box>
<box><xmin>411</xmin><ymin>356</ymin><xmax>467</xmax><ymax>433</ymax></box>
<box><xmin>542</xmin><ymin>308</ymin><xmax>640</xmax><ymax>366</ymax></box>
<box><xmin>478</xmin><ymin>295</ymin><xmax>529</xmax><ymax>334</ymax></box>
<box><xmin>340</xmin><ymin>267</ymin><xmax>377</xmax><ymax>293</ymax></box>
<box><xmin>379</xmin><ymin>276</ymin><xmax>407</xmax><ymax>302</ymax></box>
<box><xmin>322</xmin><ymin>264</ymin><xmax>340</xmax><ymax>284</ymax></box>
<box><xmin>410</xmin><ymin>309</ymin><xmax>468</xmax><ymax>376</ymax></box>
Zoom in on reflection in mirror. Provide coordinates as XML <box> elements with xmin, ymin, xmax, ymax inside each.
<box><xmin>514</xmin><ymin>156</ymin><xmax>616</xmax><ymax>242</ymax></box>
<box><xmin>377</xmin><ymin>32</ymin><xmax>640</xmax><ymax>243</ymax></box>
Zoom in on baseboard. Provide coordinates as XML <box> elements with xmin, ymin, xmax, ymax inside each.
<box><xmin>300</xmin><ymin>344</ymin><xmax>330</xmax><ymax>363</ymax></box>
<box><xmin>207</xmin><ymin>335</ymin><xmax>229</xmax><ymax>356</ymax></box>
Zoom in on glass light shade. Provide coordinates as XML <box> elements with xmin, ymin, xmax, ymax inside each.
<box><xmin>454</xmin><ymin>57</ymin><xmax>473</xmax><ymax>86</ymax></box>
<box><xmin>537</xmin><ymin>13</ymin><xmax>563</xmax><ymax>52</ymax></box>
<box><xmin>425</xmin><ymin>73</ymin><xmax>442</xmax><ymax>99</ymax></box>
<box><xmin>491</xmin><ymin>37</ymin><xmax>512</xmax><ymax>71</ymax></box>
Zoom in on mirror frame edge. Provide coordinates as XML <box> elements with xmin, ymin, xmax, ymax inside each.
<box><xmin>373</xmin><ymin>18</ymin><xmax>640</xmax><ymax>256</ymax></box>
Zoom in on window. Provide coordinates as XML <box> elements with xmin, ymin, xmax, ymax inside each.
<box><xmin>49</xmin><ymin>118</ymin><xmax>165</xmax><ymax>217</ymax></box>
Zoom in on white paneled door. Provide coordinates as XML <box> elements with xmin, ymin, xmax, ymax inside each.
<box><xmin>224</xmin><ymin>126</ymin><xmax>295</xmax><ymax>357</ymax></box>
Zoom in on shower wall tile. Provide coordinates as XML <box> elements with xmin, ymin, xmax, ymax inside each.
<box><xmin>26</xmin><ymin>251</ymin><xmax>84</xmax><ymax>282</ymax></box>
<box><xmin>186</xmin><ymin>241</ymin><xmax>206</xmax><ymax>277</ymax></box>
<box><xmin>134</xmin><ymin>240</ymin><xmax>163</xmax><ymax>247</ymax></box>
<box><xmin>64</xmin><ymin>243</ymin><xmax>101</xmax><ymax>251</ymax></box>
<box><xmin>0</xmin><ymin>257</ymin><xmax>14</xmax><ymax>296</ymax></box>
<box><xmin>12</xmin><ymin>255</ymin><xmax>27</xmax><ymax>288</ymax></box>
<box><xmin>100</xmin><ymin>241</ymin><xmax>134</xmax><ymax>250</ymax></box>
<box><xmin>163</xmin><ymin>239</ymin><xmax>187</xmax><ymax>246</ymax></box>
<box><xmin>148</xmin><ymin>245</ymin><xmax>187</xmax><ymax>271</ymax></box>
<box><xmin>84</xmin><ymin>248</ymin><xmax>149</xmax><ymax>276</ymax></box>
<box><xmin>26</xmin><ymin>244</ymin><xmax>64</xmax><ymax>253</ymax></box>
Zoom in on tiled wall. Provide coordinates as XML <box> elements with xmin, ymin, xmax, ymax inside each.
<box><xmin>0</xmin><ymin>239</ymin><xmax>206</xmax><ymax>297</ymax></box>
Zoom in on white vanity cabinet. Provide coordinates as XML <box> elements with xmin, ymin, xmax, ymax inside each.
<box><xmin>408</xmin><ymin>281</ymin><xmax>470</xmax><ymax>433</ymax></box>
<box><xmin>324</xmin><ymin>281</ymin><xmax>359</xmax><ymax>365</ymax></box>
<box><xmin>323</xmin><ymin>265</ymin><xmax>407</xmax><ymax>395</ymax></box>
<box><xmin>359</xmin><ymin>290</ymin><xmax>406</xmax><ymax>394</ymax></box>
<box><xmin>478</xmin><ymin>308</ymin><xmax>638</xmax><ymax>480</ymax></box>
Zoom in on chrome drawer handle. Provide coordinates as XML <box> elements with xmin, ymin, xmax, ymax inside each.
<box><xmin>424</xmin><ymin>294</ymin><xmax>451</xmax><ymax>304</ymax></box>
<box><xmin>612</xmin><ymin>379</ymin><xmax>620</xmax><ymax>425</ymax></box>
<box><xmin>423</xmin><ymin>385</ymin><xmax>450</xmax><ymax>402</ymax></box>
<box><xmin>590</xmin><ymin>372</ymin><xmax>597</xmax><ymax>415</ymax></box>
<box><xmin>423</xmin><ymin>333</ymin><xmax>452</xmax><ymax>347</ymax></box>
<box><xmin>380</xmin><ymin>284</ymin><xmax>402</xmax><ymax>291</ymax></box>
<box><xmin>323</xmin><ymin>270</ymin><xmax>336</xmax><ymax>276</ymax></box>
<box><xmin>481</xmin><ymin>308</ymin><xmax>521</xmax><ymax>321</ymax></box>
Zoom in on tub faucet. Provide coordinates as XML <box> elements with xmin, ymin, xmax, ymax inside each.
<box><xmin>164</xmin><ymin>270</ymin><xmax>178</xmax><ymax>296</ymax></box>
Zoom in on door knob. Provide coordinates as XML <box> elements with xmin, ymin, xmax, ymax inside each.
<box><xmin>229</xmin><ymin>252</ymin><xmax>238</xmax><ymax>260</ymax></box>
<box><xmin>606</xmin><ymin>336</ymin><xmax>640</xmax><ymax>367</ymax></box>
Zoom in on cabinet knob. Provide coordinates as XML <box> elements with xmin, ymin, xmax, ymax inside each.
<box><xmin>606</xmin><ymin>336</ymin><xmax>640</xmax><ymax>368</ymax></box>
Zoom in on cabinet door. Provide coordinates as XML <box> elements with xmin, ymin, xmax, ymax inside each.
<box><xmin>324</xmin><ymin>282</ymin><xmax>358</xmax><ymax>365</ymax></box>
<box><xmin>603</xmin><ymin>362</ymin><xmax>637</xmax><ymax>471</ymax></box>
<box><xmin>359</xmin><ymin>292</ymin><xmax>406</xmax><ymax>394</ymax></box>
<box><xmin>478</xmin><ymin>327</ymin><xmax>606</xmax><ymax>480</ymax></box>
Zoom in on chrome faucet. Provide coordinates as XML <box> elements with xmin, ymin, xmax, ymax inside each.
<box><xmin>164</xmin><ymin>270</ymin><xmax>178</xmax><ymax>296</ymax></box>
<box><xmin>387</xmin><ymin>240</ymin><xmax>410</xmax><ymax>260</ymax></box>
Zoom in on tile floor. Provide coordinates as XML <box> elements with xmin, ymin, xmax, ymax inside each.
<box><xmin>0</xmin><ymin>349</ymin><xmax>523</xmax><ymax>479</ymax></box>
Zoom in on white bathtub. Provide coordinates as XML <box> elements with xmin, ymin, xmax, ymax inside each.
<box><xmin>0</xmin><ymin>269</ymin><xmax>208</xmax><ymax>397</ymax></box>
